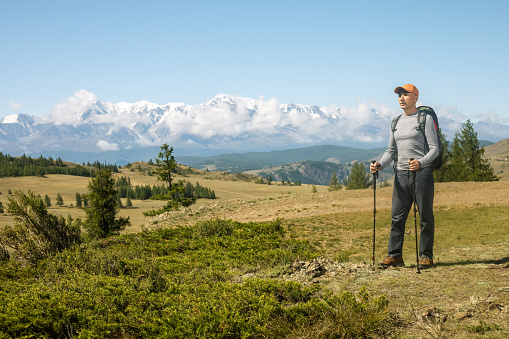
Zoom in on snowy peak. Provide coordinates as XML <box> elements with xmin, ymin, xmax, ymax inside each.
<box><xmin>1</xmin><ymin>113</ymin><xmax>35</xmax><ymax>126</ymax></box>
<box><xmin>0</xmin><ymin>94</ymin><xmax>507</xmax><ymax>159</ymax></box>
<box><xmin>205</xmin><ymin>93</ymin><xmax>239</xmax><ymax>109</ymax></box>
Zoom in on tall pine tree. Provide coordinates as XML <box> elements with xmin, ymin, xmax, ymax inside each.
<box><xmin>449</xmin><ymin>120</ymin><xmax>498</xmax><ymax>182</ymax></box>
<box><xmin>83</xmin><ymin>169</ymin><xmax>130</xmax><ymax>239</ymax></box>
<box><xmin>155</xmin><ymin>143</ymin><xmax>177</xmax><ymax>189</ymax></box>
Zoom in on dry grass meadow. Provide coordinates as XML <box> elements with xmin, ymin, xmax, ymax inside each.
<box><xmin>1</xmin><ymin>165</ymin><xmax>508</xmax><ymax>338</ymax></box>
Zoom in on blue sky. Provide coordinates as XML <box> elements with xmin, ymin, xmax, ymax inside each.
<box><xmin>1</xmin><ymin>0</ymin><xmax>508</xmax><ymax>122</ymax></box>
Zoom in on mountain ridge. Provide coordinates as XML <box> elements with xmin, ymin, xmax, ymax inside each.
<box><xmin>1</xmin><ymin>93</ymin><xmax>508</xmax><ymax>164</ymax></box>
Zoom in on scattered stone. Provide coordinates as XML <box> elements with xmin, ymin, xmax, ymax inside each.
<box><xmin>453</xmin><ymin>311</ymin><xmax>469</xmax><ymax>320</ymax></box>
<box><xmin>285</xmin><ymin>258</ymin><xmax>373</xmax><ymax>284</ymax></box>
<box><xmin>421</xmin><ymin>307</ymin><xmax>447</xmax><ymax>324</ymax></box>
<box><xmin>476</xmin><ymin>301</ymin><xmax>503</xmax><ymax>312</ymax></box>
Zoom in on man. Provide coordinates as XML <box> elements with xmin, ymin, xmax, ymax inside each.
<box><xmin>370</xmin><ymin>84</ymin><xmax>439</xmax><ymax>269</ymax></box>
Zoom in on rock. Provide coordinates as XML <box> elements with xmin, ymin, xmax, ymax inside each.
<box><xmin>453</xmin><ymin>312</ymin><xmax>469</xmax><ymax>319</ymax></box>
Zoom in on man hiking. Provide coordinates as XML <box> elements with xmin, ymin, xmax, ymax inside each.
<box><xmin>370</xmin><ymin>84</ymin><xmax>439</xmax><ymax>269</ymax></box>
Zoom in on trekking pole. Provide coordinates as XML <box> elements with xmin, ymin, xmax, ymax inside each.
<box><xmin>371</xmin><ymin>160</ymin><xmax>378</xmax><ymax>266</ymax></box>
<box><xmin>410</xmin><ymin>158</ymin><xmax>421</xmax><ymax>274</ymax></box>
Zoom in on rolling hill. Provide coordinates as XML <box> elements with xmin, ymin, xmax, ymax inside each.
<box><xmin>176</xmin><ymin>145</ymin><xmax>387</xmax><ymax>173</ymax></box>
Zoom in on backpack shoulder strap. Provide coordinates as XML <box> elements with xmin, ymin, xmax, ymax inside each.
<box><xmin>417</xmin><ymin>110</ymin><xmax>427</xmax><ymax>132</ymax></box>
<box><xmin>391</xmin><ymin>114</ymin><xmax>403</xmax><ymax>132</ymax></box>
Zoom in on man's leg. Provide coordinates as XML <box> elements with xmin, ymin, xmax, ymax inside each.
<box><xmin>388</xmin><ymin>171</ymin><xmax>413</xmax><ymax>258</ymax></box>
<box><xmin>416</xmin><ymin>167</ymin><xmax>435</xmax><ymax>259</ymax></box>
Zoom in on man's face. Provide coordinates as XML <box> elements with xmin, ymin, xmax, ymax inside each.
<box><xmin>398</xmin><ymin>90</ymin><xmax>418</xmax><ymax>110</ymax></box>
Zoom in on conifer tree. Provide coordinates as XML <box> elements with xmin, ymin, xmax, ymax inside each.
<box><xmin>81</xmin><ymin>193</ymin><xmax>88</xmax><ymax>207</ymax></box>
<box><xmin>56</xmin><ymin>193</ymin><xmax>64</xmax><ymax>206</ymax></box>
<box><xmin>83</xmin><ymin>169</ymin><xmax>130</xmax><ymax>239</ymax></box>
<box><xmin>126</xmin><ymin>191</ymin><xmax>132</xmax><ymax>208</ymax></box>
<box><xmin>344</xmin><ymin>162</ymin><xmax>371</xmax><ymax>190</ymax></box>
<box><xmin>155</xmin><ymin>143</ymin><xmax>177</xmax><ymax>189</ymax></box>
<box><xmin>75</xmin><ymin>193</ymin><xmax>82</xmax><ymax>208</ymax></box>
<box><xmin>328</xmin><ymin>171</ymin><xmax>342</xmax><ymax>191</ymax></box>
<box><xmin>116</xmin><ymin>193</ymin><xmax>123</xmax><ymax>209</ymax></box>
<box><xmin>449</xmin><ymin>120</ymin><xmax>498</xmax><ymax>182</ymax></box>
<box><xmin>44</xmin><ymin>195</ymin><xmax>51</xmax><ymax>207</ymax></box>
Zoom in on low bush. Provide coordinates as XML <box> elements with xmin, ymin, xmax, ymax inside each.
<box><xmin>0</xmin><ymin>219</ymin><xmax>394</xmax><ymax>338</ymax></box>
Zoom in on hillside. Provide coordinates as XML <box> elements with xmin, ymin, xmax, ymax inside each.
<box><xmin>176</xmin><ymin>145</ymin><xmax>386</xmax><ymax>173</ymax></box>
<box><xmin>485</xmin><ymin>137</ymin><xmax>509</xmax><ymax>158</ymax></box>
<box><xmin>484</xmin><ymin>137</ymin><xmax>509</xmax><ymax>180</ymax></box>
<box><xmin>245</xmin><ymin>160</ymin><xmax>393</xmax><ymax>185</ymax></box>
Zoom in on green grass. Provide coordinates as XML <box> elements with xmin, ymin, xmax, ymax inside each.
<box><xmin>285</xmin><ymin>205</ymin><xmax>509</xmax><ymax>338</ymax></box>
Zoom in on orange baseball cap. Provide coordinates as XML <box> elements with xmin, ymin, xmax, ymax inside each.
<box><xmin>394</xmin><ymin>84</ymin><xmax>419</xmax><ymax>97</ymax></box>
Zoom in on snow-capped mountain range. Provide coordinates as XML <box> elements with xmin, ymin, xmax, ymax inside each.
<box><xmin>1</xmin><ymin>92</ymin><xmax>508</xmax><ymax>164</ymax></box>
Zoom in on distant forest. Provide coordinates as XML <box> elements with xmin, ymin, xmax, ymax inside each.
<box><xmin>0</xmin><ymin>153</ymin><xmax>119</xmax><ymax>178</ymax></box>
<box><xmin>115</xmin><ymin>176</ymin><xmax>216</xmax><ymax>200</ymax></box>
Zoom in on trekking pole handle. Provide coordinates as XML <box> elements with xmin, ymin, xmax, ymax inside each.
<box><xmin>371</xmin><ymin>160</ymin><xmax>379</xmax><ymax>179</ymax></box>
<box><xmin>409</xmin><ymin>158</ymin><xmax>416</xmax><ymax>173</ymax></box>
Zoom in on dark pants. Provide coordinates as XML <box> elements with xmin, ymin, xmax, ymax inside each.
<box><xmin>388</xmin><ymin>166</ymin><xmax>435</xmax><ymax>259</ymax></box>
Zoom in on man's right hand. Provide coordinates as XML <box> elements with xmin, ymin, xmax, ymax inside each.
<box><xmin>370</xmin><ymin>162</ymin><xmax>381</xmax><ymax>173</ymax></box>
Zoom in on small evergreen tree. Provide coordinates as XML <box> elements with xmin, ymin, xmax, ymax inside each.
<box><xmin>75</xmin><ymin>192</ymin><xmax>82</xmax><ymax>208</ymax></box>
<box><xmin>82</xmin><ymin>193</ymin><xmax>89</xmax><ymax>207</ymax></box>
<box><xmin>312</xmin><ymin>185</ymin><xmax>317</xmax><ymax>193</ymax></box>
<box><xmin>56</xmin><ymin>193</ymin><xmax>64</xmax><ymax>206</ymax></box>
<box><xmin>83</xmin><ymin>169</ymin><xmax>130</xmax><ymax>239</ymax></box>
<box><xmin>116</xmin><ymin>194</ymin><xmax>123</xmax><ymax>209</ymax></box>
<box><xmin>344</xmin><ymin>162</ymin><xmax>371</xmax><ymax>190</ymax></box>
<box><xmin>328</xmin><ymin>171</ymin><xmax>342</xmax><ymax>191</ymax></box>
<box><xmin>44</xmin><ymin>194</ymin><xmax>51</xmax><ymax>207</ymax></box>
<box><xmin>126</xmin><ymin>191</ymin><xmax>133</xmax><ymax>208</ymax></box>
<box><xmin>448</xmin><ymin>120</ymin><xmax>498</xmax><ymax>182</ymax></box>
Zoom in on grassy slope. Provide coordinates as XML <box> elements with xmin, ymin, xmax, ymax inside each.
<box><xmin>1</xmin><ymin>166</ymin><xmax>508</xmax><ymax>337</ymax></box>
<box><xmin>485</xmin><ymin>138</ymin><xmax>509</xmax><ymax>181</ymax></box>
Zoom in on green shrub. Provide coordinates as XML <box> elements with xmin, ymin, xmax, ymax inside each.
<box><xmin>0</xmin><ymin>190</ymin><xmax>81</xmax><ymax>266</ymax></box>
<box><xmin>467</xmin><ymin>320</ymin><xmax>501</xmax><ymax>334</ymax></box>
<box><xmin>0</xmin><ymin>219</ymin><xmax>395</xmax><ymax>338</ymax></box>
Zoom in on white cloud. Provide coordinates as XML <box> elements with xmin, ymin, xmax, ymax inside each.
<box><xmin>96</xmin><ymin>140</ymin><xmax>119</xmax><ymax>151</ymax></box>
<box><xmin>474</xmin><ymin>111</ymin><xmax>509</xmax><ymax>124</ymax></box>
<box><xmin>51</xmin><ymin>89</ymin><xmax>97</xmax><ymax>125</ymax></box>
<box><xmin>154</xmin><ymin>95</ymin><xmax>397</xmax><ymax>147</ymax></box>
<box><xmin>434</xmin><ymin>105</ymin><xmax>468</xmax><ymax>122</ymax></box>
<box><xmin>9</xmin><ymin>101</ymin><xmax>22</xmax><ymax>110</ymax></box>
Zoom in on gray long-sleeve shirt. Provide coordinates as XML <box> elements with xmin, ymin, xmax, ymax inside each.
<box><xmin>379</xmin><ymin>112</ymin><xmax>440</xmax><ymax>171</ymax></box>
